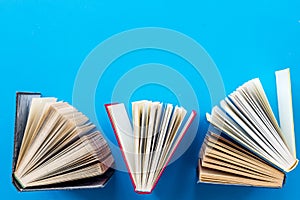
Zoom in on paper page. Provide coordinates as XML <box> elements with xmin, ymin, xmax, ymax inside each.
<box><xmin>276</xmin><ymin>68</ymin><xmax>296</xmax><ymax>157</ymax></box>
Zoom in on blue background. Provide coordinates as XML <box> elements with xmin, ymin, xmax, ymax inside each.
<box><xmin>1</xmin><ymin>0</ymin><xmax>300</xmax><ymax>199</ymax></box>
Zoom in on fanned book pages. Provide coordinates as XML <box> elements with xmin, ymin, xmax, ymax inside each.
<box><xmin>105</xmin><ymin>100</ymin><xmax>196</xmax><ymax>194</ymax></box>
<box><xmin>198</xmin><ymin>68</ymin><xmax>298</xmax><ymax>188</ymax></box>
<box><xmin>12</xmin><ymin>92</ymin><xmax>114</xmax><ymax>191</ymax></box>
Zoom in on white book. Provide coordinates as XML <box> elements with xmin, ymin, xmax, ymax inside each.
<box><xmin>199</xmin><ymin>68</ymin><xmax>298</xmax><ymax>188</ymax></box>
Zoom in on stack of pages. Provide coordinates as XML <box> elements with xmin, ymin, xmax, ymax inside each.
<box><xmin>106</xmin><ymin>100</ymin><xmax>196</xmax><ymax>193</ymax></box>
<box><xmin>198</xmin><ymin>68</ymin><xmax>298</xmax><ymax>188</ymax></box>
<box><xmin>12</xmin><ymin>92</ymin><xmax>114</xmax><ymax>191</ymax></box>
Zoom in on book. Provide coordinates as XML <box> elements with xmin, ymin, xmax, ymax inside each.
<box><xmin>105</xmin><ymin>100</ymin><xmax>196</xmax><ymax>194</ymax></box>
<box><xmin>198</xmin><ymin>68</ymin><xmax>298</xmax><ymax>188</ymax></box>
<box><xmin>12</xmin><ymin>92</ymin><xmax>114</xmax><ymax>191</ymax></box>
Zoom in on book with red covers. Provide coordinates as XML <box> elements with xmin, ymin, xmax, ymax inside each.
<box><xmin>198</xmin><ymin>68</ymin><xmax>298</xmax><ymax>188</ymax></box>
<box><xmin>105</xmin><ymin>100</ymin><xmax>196</xmax><ymax>194</ymax></box>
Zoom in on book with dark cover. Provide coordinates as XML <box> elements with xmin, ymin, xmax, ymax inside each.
<box><xmin>12</xmin><ymin>92</ymin><xmax>114</xmax><ymax>191</ymax></box>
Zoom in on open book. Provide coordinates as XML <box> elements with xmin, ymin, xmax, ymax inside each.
<box><xmin>198</xmin><ymin>68</ymin><xmax>298</xmax><ymax>188</ymax></box>
<box><xmin>105</xmin><ymin>100</ymin><xmax>196</xmax><ymax>194</ymax></box>
<box><xmin>12</xmin><ymin>92</ymin><xmax>114</xmax><ymax>191</ymax></box>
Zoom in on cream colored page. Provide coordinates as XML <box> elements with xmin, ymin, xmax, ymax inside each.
<box><xmin>276</xmin><ymin>68</ymin><xmax>296</xmax><ymax>157</ymax></box>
